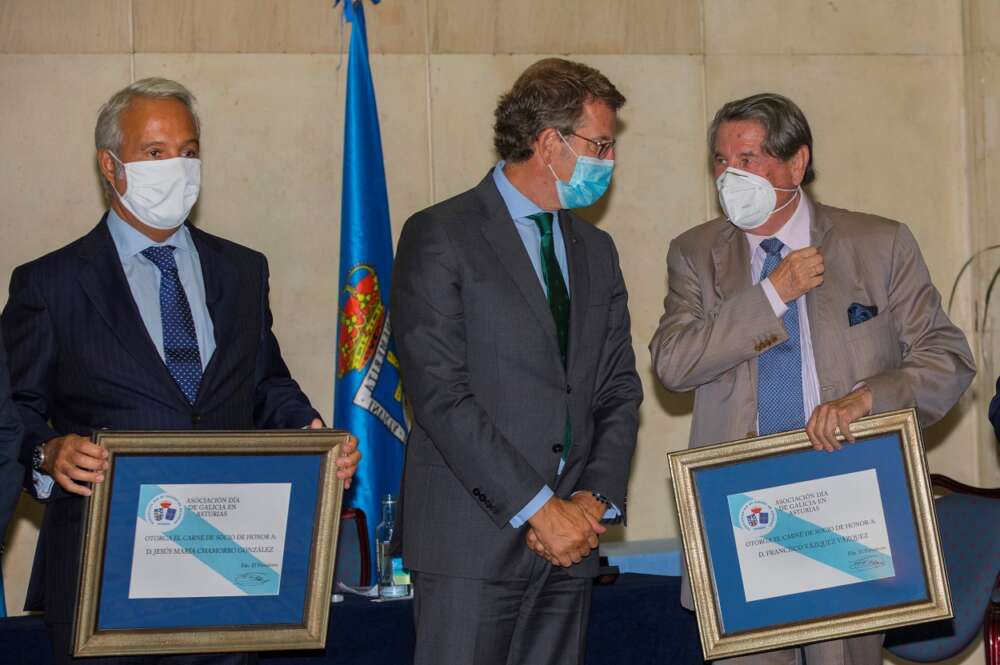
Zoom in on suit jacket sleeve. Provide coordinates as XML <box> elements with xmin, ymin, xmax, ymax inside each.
<box><xmin>392</xmin><ymin>213</ymin><xmax>549</xmax><ymax>528</ymax></box>
<box><xmin>0</xmin><ymin>329</ymin><xmax>25</xmax><ymax>540</ymax></box>
<box><xmin>989</xmin><ymin>376</ymin><xmax>1000</xmax><ymax>442</ymax></box>
<box><xmin>575</xmin><ymin>237</ymin><xmax>641</xmax><ymax>510</ymax></box>
<box><xmin>649</xmin><ymin>240</ymin><xmax>786</xmax><ymax>392</ymax></box>
<box><xmin>251</xmin><ymin>255</ymin><xmax>321</xmax><ymax>429</ymax></box>
<box><xmin>861</xmin><ymin>224</ymin><xmax>975</xmax><ymax>426</ymax></box>
<box><xmin>2</xmin><ymin>265</ymin><xmax>69</xmax><ymax>501</ymax></box>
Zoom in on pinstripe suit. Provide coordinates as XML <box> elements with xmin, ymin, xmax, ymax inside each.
<box><xmin>0</xmin><ymin>330</ymin><xmax>24</xmax><ymax>553</ymax></box>
<box><xmin>1</xmin><ymin>215</ymin><xmax>318</xmax><ymax>660</ymax></box>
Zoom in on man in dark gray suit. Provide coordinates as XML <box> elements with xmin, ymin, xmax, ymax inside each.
<box><xmin>0</xmin><ymin>331</ymin><xmax>24</xmax><ymax>568</ymax></box>
<box><xmin>3</xmin><ymin>77</ymin><xmax>360</xmax><ymax>664</ymax></box>
<box><xmin>392</xmin><ymin>58</ymin><xmax>642</xmax><ymax>665</ymax></box>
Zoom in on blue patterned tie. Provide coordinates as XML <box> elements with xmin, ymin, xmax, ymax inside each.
<box><xmin>757</xmin><ymin>238</ymin><xmax>805</xmax><ymax>435</ymax></box>
<box><xmin>141</xmin><ymin>245</ymin><xmax>202</xmax><ymax>404</ymax></box>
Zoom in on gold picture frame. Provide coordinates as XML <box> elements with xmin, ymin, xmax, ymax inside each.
<box><xmin>668</xmin><ymin>409</ymin><xmax>951</xmax><ymax>660</ymax></box>
<box><xmin>72</xmin><ymin>429</ymin><xmax>347</xmax><ymax>657</ymax></box>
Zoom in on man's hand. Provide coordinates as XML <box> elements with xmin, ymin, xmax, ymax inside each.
<box><xmin>768</xmin><ymin>247</ymin><xmax>824</xmax><ymax>303</ymax></box>
<box><xmin>570</xmin><ymin>492</ymin><xmax>606</xmax><ymax>522</ymax></box>
<box><xmin>309</xmin><ymin>420</ymin><xmax>362</xmax><ymax>489</ymax></box>
<box><xmin>526</xmin><ymin>497</ymin><xmax>605</xmax><ymax>567</ymax></box>
<box><xmin>41</xmin><ymin>434</ymin><xmax>109</xmax><ymax>497</ymax></box>
<box><xmin>805</xmin><ymin>386</ymin><xmax>873</xmax><ymax>452</ymax></box>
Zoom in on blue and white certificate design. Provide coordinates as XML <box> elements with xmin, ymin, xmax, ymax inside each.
<box><xmin>727</xmin><ymin>469</ymin><xmax>895</xmax><ymax>602</ymax></box>
<box><xmin>128</xmin><ymin>483</ymin><xmax>291</xmax><ymax>599</ymax></box>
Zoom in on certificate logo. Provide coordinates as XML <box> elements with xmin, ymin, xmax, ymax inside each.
<box><xmin>738</xmin><ymin>500</ymin><xmax>776</xmax><ymax>535</ymax></box>
<box><xmin>146</xmin><ymin>493</ymin><xmax>184</xmax><ymax>529</ymax></box>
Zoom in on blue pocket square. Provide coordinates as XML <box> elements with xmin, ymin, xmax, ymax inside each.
<box><xmin>848</xmin><ymin>302</ymin><xmax>878</xmax><ymax>326</ymax></box>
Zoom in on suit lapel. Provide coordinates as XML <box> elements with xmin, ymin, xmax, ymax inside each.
<box><xmin>804</xmin><ymin>200</ymin><xmax>842</xmax><ymax>400</ymax></box>
<box><xmin>188</xmin><ymin>225</ymin><xmax>240</xmax><ymax>404</ymax></box>
<box><xmin>559</xmin><ymin>210</ymin><xmax>589</xmax><ymax>377</ymax></box>
<box><xmin>75</xmin><ymin>217</ymin><xmax>188</xmax><ymax>406</ymax></box>
<box><xmin>712</xmin><ymin>222</ymin><xmax>752</xmax><ymax>306</ymax></box>
<box><xmin>476</xmin><ymin>176</ymin><xmax>560</xmax><ymax>345</ymax></box>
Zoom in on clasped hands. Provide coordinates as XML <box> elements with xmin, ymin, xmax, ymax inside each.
<box><xmin>525</xmin><ymin>493</ymin><xmax>606</xmax><ymax>567</ymax></box>
<box><xmin>40</xmin><ymin>418</ymin><xmax>362</xmax><ymax>497</ymax></box>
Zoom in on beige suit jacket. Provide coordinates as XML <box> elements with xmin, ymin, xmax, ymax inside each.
<box><xmin>650</xmin><ymin>198</ymin><xmax>975</xmax><ymax>608</ymax></box>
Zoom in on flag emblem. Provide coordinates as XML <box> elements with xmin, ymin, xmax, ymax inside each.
<box><xmin>738</xmin><ymin>500</ymin><xmax>776</xmax><ymax>535</ymax></box>
<box><xmin>145</xmin><ymin>493</ymin><xmax>185</xmax><ymax>528</ymax></box>
<box><xmin>338</xmin><ymin>264</ymin><xmax>386</xmax><ymax>378</ymax></box>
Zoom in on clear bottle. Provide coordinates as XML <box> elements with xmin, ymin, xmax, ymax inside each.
<box><xmin>376</xmin><ymin>493</ymin><xmax>410</xmax><ymax>598</ymax></box>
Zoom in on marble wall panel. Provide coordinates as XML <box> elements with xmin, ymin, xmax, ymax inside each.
<box><xmin>0</xmin><ymin>0</ymin><xmax>131</xmax><ymax>54</ymax></box>
<box><xmin>133</xmin><ymin>0</ymin><xmax>427</xmax><ymax>55</ymax></box>
<box><xmin>705</xmin><ymin>0</ymin><xmax>962</xmax><ymax>55</ymax></box>
<box><xmin>430</xmin><ymin>0</ymin><xmax>703</xmax><ymax>55</ymax></box>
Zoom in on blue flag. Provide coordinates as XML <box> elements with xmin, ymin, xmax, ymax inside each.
<box><xmin>333</xmin><ymin>0</ymin><xmax>407</xmax><ymax>581</ymax></box>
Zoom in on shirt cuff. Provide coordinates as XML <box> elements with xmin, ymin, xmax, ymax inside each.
<box><xmin>761</xmin><ymin>278</ymin><xmax>788</xmax><ymax>317</ymax></box>
<box><xmin>509</xmin><ymin>485</ymin><xmax>553</xmax><ymax>528</ymax></box>
<box><xmin>32</xmin><ymin>469</ymin><xmax>54</xmax><ymax>500</ymax></box>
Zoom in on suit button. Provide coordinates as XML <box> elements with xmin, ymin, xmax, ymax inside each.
<box><xmin>473</xmin><ymin>488</ymin><xmax>481</xmax><ymax>497</ymax></box>
<box><xmin>566</xmin><ymin>385</ymin><xmax>572</xmax><ymax>394</ymax></box>
<box><xmin>191</xmin><ymin>413</ymin><xmax>202</xmax><ymax>425</ymax></box>
<box><xmin>552</xmin><ymin>443</ymin><xmax>564</xmax><ymax>454</ymax></box>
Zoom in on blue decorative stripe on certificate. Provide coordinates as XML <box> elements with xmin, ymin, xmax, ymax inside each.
<box><xmin>692</xmin><ymin>433</ymin><xmax>928</xmax><ymax>635</ymax></box>
<box><xmin>726</xmin><ymin>468</ymin><xmax>895</xmax><ymax>603</ymax></box>
<box><xmin>130</xmin><ymin>483</ymin><xmax>288</xmax><ymax>598</ymax></box>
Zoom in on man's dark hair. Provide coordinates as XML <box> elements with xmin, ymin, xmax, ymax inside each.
<box><xmin>493</xmin><ymin>58</ymin><xmax>625</xmax><ymax>163</ymax></box>
<box><xmin>708</xmin><ymin>92</ymin><xmax>816</xmax><ymax>185</ymax></box>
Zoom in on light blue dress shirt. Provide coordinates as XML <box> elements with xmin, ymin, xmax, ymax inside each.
<box><xmin>492</xmin><ymin>163</ymin><xmax>617</xmax><ymax>528</ymax></box>
<box><xmin>106</xmin><ymin>208</ymin><xmax>216</xmax><ymax>368</ymax></box>
<box><xmin>33</xmin><ymin>210</ymin><xmax>217</xmax><ymax>498</ymax></box>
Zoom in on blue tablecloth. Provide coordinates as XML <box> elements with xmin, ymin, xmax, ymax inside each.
<box><xmin>0</xmin><ymin>574</ymin><xmax>703</xmax><ymax>664</ymax></box>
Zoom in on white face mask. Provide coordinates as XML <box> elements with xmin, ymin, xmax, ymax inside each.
<box><xmin>109</xmin><ymin>153</ymin><xmax>201</xmax><ymax>230</ymax></box>
<box><xmin>715</xmin><ymin>167</ymin><xmax>799</xmax><ymax>231</ymax></box>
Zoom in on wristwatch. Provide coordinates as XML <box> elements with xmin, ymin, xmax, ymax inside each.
<box><xmin>590</xmin><ymin>491</ymin><xmax>623</xmax><ymax>525</ymax></box>
<box><xmin>31</xmin><ymin>443</ymin><xmax>46</xmax><ymax>472</ymax></box>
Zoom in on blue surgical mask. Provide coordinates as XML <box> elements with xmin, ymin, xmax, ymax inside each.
<box><xmin>547</xmin><ymin>132</ymin><xmax>614</xmax><ymax>209</ymax></box>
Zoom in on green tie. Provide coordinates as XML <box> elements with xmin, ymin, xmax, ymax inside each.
<box><xmin>529</xmin><ymin>212</ymin><xmax>572</xmax><ymax>462</ymax></box>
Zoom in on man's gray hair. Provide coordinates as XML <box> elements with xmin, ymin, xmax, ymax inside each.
<box><xmin>708</xmin><ymin>93</ymin><xmax>815</xmax><ymax>185</ymax></box>
<box><xmin>95</xmin><ymin>77</ymin><xmax>200</xmax><ymax>196</ymax></box>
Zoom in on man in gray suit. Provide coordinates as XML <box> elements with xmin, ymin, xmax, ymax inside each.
<box><xmin>392</xmin><ymin>58</ymin><xmax>642</xmax><ymax>665</ymax></box>
<box><xmin>650</xmin><ymin>93</ymin><xmax>975</xmax><ymax>664</ymax></box>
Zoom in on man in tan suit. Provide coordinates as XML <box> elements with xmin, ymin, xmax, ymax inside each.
<box><xmin>650</xmin><ymin>93</ymin><xmax>975</xmax><ymax>664</ymax></box>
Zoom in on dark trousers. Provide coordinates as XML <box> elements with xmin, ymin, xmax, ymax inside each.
<box><xmin>47</xmin><ymin>622</ymin><xmax>257</xmax><ymax>665</ymax></box>
<box><xmin>412</xmin><ymin>556</ymin><xmax>592</xmax><ymax>665</ymax></box>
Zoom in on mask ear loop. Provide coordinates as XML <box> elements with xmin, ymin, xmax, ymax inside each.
<box><xmin>547</xmin><ymin>131</ymin><xmax>578</xmax><ymax>184</ymax></box>
<box><xmin>106</xmin><ymin>151</ymin><xmax>128</xmax><ymax>198</ymax></box>
<box><xmin>770</xmin><ymin>185</ymin><xmax>801</xmax><ymax>217</ymax></box>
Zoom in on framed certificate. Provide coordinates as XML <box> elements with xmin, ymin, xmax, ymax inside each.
<box><xmin>668</xmin><ymin>409</ymin><xmax>951</xmax><ymax>660</ymax></box>
<box><xmin>72</xmin><ymin>430</ymin><xmax>347</xmax><ymax>657</ymax></box>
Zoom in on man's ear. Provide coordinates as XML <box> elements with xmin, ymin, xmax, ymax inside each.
<box><xmin>97</xmin><ymin>150</ymin><xmax>118</xmax><ymax>190</ymax></box>
<box><xmin>791</xmin><ymin>144</ymin><xmax>810</xmax><ymax>186</ymax></box>
<box><xmin>536</xmin><ymin>127</ymin><xmax>561</xmax><ymax>166</ymax></box>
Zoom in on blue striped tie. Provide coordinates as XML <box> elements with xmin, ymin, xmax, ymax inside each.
<box><xmin>141</xmin><ymin>245</ymin><xmax>203</xmax><ymax>404</ymax></box>
<box><xmin>757</xmin><ymin>238</ymin><xmax>805</xmax><ymax>435</ymax></box>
